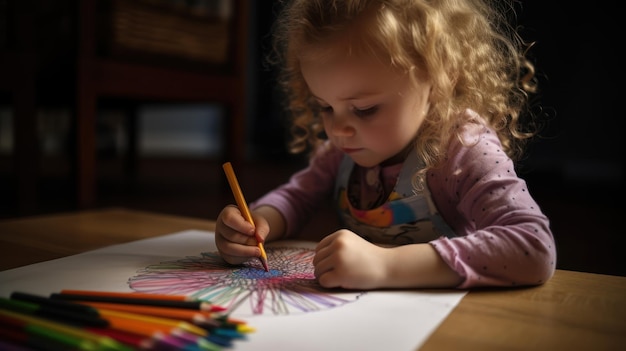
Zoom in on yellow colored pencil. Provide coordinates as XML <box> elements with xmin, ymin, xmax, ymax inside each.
<box><xmin>222</xmin><ymin>162</ymin><xmax>270</xmax><ymax>271</ymax></box>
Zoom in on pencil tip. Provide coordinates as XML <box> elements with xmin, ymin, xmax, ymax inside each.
<box><xmin>260</xmin><ymin>258</ymin><xmax>269</xmax><ymax>272</ymax></box>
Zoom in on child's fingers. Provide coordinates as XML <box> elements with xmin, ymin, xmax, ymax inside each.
<box><xmin>221</xmin><ymin>205</ymin><xmax>256</xmax><ymax>235</ymax></box>
<box><xmin>251</xmin><ymin>212</ymin><xmax>270</xmax><ymax>242</ymax></box>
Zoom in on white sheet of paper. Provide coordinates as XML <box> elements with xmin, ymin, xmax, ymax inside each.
<box><xmin>0</xmin><ymin>230</ymin><xmax>467</xmax><ymax>351</ymax></box>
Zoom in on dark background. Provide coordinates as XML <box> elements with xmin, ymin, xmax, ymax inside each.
<box><xmin>0</xmin><ymin>1</ymin><xmax>624</xmax><ymax>277</ymax></box>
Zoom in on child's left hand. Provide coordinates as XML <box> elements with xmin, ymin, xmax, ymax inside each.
<box><xmin>313</xmin><ymin>229</ymin><xmax>388</xmax><ymax>289</ymax></box>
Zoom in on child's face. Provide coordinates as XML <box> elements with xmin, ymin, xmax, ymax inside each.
<box><xmin>301</xmin><ymin>50</ymin><xmax>431</xmax><ymax>168</ymax></box>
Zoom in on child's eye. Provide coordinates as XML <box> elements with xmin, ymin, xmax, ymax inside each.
<box><xmin>353</xmin><ymin>106</ymin><xmax>378</xmax><ymax>118</ymax></box>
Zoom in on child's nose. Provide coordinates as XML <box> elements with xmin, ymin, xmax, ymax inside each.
<box><xmin>328</xmin><ymin>114</ymin><xmax>355</xmax><ymax>137</ymax></box>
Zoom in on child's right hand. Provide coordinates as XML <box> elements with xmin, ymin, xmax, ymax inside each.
<box><xmin>215</xmin><ymin>205</ymin><xmax>269</xmax><ymax>266</ymax></box>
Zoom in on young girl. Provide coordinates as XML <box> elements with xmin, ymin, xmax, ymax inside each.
<box><xmin>215</xmin><ymin>0</ymin><xmax>556</xmax><ymax>290</ymax></box>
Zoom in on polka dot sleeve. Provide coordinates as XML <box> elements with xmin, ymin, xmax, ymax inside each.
<box><xmin>428</xmin><ymin>112</ymin><xmax>557</xmax><ymax>288</ymax></box>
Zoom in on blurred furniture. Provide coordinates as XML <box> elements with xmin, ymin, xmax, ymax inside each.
<box><xmin>1</xmin><ymin>0</ymin><xmax>250</xmax><ymax>214</ymax></box>
<box><xmin>0</xmin><ymin>0</ymin><xmax>38</xmax><ymax>215</ymax></box>
<box><xmin>76</xmin><ymin>0</ymin><xmax>250</xmax><ymax>208</ymax></box>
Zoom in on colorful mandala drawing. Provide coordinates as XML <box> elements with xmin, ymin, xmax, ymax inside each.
<box><xmin>128</xmin><ymin>246</ymin><xmax>364</xmax><ymax>316</ymax></box>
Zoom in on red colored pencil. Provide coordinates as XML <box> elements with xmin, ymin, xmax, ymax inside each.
<box><xmin>50</xmin><ymin>292</ymin><xmax>225</xmax><ymax>312</ymax></box>
<box><xmin>60</xmin><ymin>290</ymin><xmax>194</xmax><ymax>302</ymax></box>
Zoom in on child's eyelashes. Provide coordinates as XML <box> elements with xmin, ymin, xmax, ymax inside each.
<box><xmin>353</xmin><ymin>106</ymin><xmax>379</xmax><ymax>117</ymax></box>
<box><xmin>316</xmin><ymin>104</ymin><xmax>379</xmax><ymax>118</ymax></box>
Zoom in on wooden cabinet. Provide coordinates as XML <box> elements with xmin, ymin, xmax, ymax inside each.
<box><xmin>76</xmin><ymin>0</ymin><xmax>250</xmax><ymax>208</ymax></box>
<box><xmin>2</xmin><ymin>0</ymin><xmax>250</xmax><ymax>213</ymax></box>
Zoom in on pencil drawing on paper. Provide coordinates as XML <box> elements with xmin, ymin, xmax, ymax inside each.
<box><xmin>127</xmin><ymin>246</ymin><xmax>364</xmax><ymax>316</ymax></box>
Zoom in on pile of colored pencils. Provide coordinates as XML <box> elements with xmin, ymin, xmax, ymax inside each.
<box><xmin>0</xmin><ymin>290</ymin><xmax>254</xmax><ymax>350</ymax></box>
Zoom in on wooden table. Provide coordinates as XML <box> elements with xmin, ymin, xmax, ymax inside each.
<box><xmin>1</xmin><ymin>208</ymin><xmax>624</xmax><ymax>350</ymax></box>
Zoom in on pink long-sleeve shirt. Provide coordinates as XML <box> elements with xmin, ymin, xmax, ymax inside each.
<box><xmin>252</xmin><ymin>110</ymin><xmax>556</xmax><ymax>288</ymax></box>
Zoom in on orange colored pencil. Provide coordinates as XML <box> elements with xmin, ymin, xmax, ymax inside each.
<box><xmin>91</xmin><ymin>317</ymin><xmax>205</xmax><ymax>350</ymax></box>
<box><xmin>97</xmin><ymin>308</ymin><xmax>207</xmax><ymax>337</ymax></box>
<box><xmin>103</xmin><ymin>314</ymin><xmax>172</xmax><ymax>338</ymax></box>
<box><xmin>222</xmin><ymin>162</ymin><xmax>270</xmax><ymax>271</ymax></box>
<box><xmin>79</xmin><ymin>301</ymin><xmax>222</xmax><ymax>322</ymax></box>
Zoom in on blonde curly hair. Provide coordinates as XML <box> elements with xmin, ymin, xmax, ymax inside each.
<box><xmin>269</xmin><ymin>0</ymin><xmax>538</xmax><ymax>173</ymax></box>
